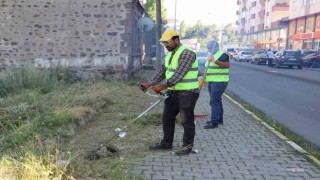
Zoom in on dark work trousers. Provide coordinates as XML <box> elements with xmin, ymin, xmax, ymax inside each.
<box><xmin>161</xmin><ymin>90</ymin><xmax>199</xmax><ymax>148</ymax></box>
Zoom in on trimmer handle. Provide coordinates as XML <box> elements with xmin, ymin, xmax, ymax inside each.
<box><xmin>157</xmin><ymin>91</ymin><xmax>165</xmax><ymax>96</ymax></box>
<box><xmin>138</xmin><ymin>83</ymin><xmax>148</xmax><ymax>93</ymax></box>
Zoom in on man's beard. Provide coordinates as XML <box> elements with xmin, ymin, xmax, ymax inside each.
<box><xmin>166</xmin><ymin>47</ymin><xmax>174</xmax><ymax>52</ymax></box>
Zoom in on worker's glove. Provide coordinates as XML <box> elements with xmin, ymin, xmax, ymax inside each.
<box><xmin>138</xmin><ymin>82</ymin><xmax>150</xmax><ymax>92</ymax></box>
<box><xmin>198</xmin><ymin>79</ymin><xmax>206</xmax><ymax>88</ymax></box>
<box><xmin>151</xmin><ymin>84</ymin><xmax>168</xmax><ymax>94</ymax></box>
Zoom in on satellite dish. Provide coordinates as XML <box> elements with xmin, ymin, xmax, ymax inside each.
<box><xmin>137</xmin><ymin>17</ymin><xmax>154</xmax><ymax>32</ymax></box>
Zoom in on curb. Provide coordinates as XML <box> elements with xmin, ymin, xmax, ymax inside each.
<box><xmin>224</xmin><ymin>93</ymin><xmax>320</xmax><ymax>166</ymax></box>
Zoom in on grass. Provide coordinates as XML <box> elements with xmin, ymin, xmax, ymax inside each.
<box><xmin>226</xmin><ymin>90</ymin><xmax>320</xmax><ymax>167</ymax></box>
<box><xmin>2</xmin><ymin>64</ymin><xmax>317</xmax><ymax>179</ymax></box>
<box><xmin>0</xmin><ymin>66</ymin><xmax>164</xmax><ymax>179</ymax></box>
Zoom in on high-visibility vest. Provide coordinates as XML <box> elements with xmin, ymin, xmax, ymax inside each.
<box><xmin>205</xmin><ymin>50</ymin><xmax>229</xmax><ymax>82</ymax></box>
<box><xmin>165</xmin><ymin>45</ymin><xmax>199</xmax><ymax>90</ymax></box>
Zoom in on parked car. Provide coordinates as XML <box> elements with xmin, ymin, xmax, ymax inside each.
<box><xmin>250</xmin><ymin>51</ymin><xmax>267</xmax><ymax>65</ymax></box>
<box><xmin>226</xmin><ymin>48</ymin><xmax>236</xmax><ymax>59</ymax></box>
<box><xmin>197</xmin><ymin>51</ymin><xmax>209</xmax><ymax>76</ymax></box>
<box><xmin>273</xmin><ymin>50</ymin><xmax>303</xmax><ymax>69</ymax></box>
<box><xmin>235</xmin><ymin>51</ymin><xmax>254</xmax><ymax>62</ymax></box>
<box><xmin>301</xmin><ymin>52</ymin><xmax>320</xmax><ymax>68</ymax></box>
<box><xmin>300</xmin><ymin>49</ymin><xmax>317</xmax><ymax>56</ymax></box>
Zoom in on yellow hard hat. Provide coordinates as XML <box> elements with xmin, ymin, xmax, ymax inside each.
<box><xmin>159</xmin><ymin>29</ymin><xmax>179</xmax><ymax>41</ymax></box>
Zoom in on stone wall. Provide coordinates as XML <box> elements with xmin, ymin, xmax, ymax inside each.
<box><xmin>0</xmin><ymin>0</ymin><xmax>147</xmax><ymax>79</ymax></box>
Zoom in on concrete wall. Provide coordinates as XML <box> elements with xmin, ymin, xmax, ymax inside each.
<box><xmin>0</xmin><ymin>0</ymin><xmax>147</xmax><ymax>80</ymax></box>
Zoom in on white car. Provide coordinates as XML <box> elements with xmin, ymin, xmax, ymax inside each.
<box><xmin>236</xmin><ymin>51</ymin><xmax>254</xmax><ymax>62</ymax></box>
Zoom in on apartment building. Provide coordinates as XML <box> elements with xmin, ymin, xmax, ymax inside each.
<box><xmin>286</xmin><ymin>0</ymin><xmax>320</xmax><ymax>50</ymax></box>
<box><xmin>236</xmin><ymin>0</ymin><xmax>290</xmax><ymax>50</ymax></box>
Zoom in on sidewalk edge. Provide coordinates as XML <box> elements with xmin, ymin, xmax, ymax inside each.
<box><xmin>224</xmin><ymin>93</ymin><xmax>320</xmax><ymax>166</ymax></box>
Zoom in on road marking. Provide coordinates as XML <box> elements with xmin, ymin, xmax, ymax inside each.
<box><xmin>287</xmin><ymin>141</ymin><xmax>307</xmax><ymax>154</ymax></box>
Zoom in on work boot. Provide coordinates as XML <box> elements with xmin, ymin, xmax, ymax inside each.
<box><xmin>206</xmin><ymin>118</ymin><xmax>223</xmax><ymax>124</ymax></box>
<box><xmin>203</xmin><ymin>123</ymin><xmax>218</xmax><ymax>129</ymax></box>
<box><xmin>149</xmin><ymin>143</ymin><xmax>172</xmax><ymax>150</ymax></box>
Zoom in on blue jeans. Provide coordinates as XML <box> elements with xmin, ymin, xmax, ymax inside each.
<box><xmin>208</xmin><ymin>82</ymin><xmax>228</xmax><ymax>124</ymax></box>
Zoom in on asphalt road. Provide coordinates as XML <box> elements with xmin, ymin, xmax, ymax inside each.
<box><xmin>227</xmin><ymin>61</ymin><xmax>320</xmax><ymax>148</ymax></box>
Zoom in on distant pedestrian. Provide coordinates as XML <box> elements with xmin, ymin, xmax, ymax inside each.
<box><xmin>266</xmin><ymin>49</ymin><xmax>274</xmax><ymax>67</ymax></box>
<box><xmin>139</xmin><ymin>30</ymin><xmax>199</xmax><ymax>156</ymax></box>
<box><xmin>203</xmin><ymin>42</ymin><xmax>230</xmax><ymax>129</ymax></box>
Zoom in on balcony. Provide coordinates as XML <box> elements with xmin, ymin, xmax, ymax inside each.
<box><xmin>236</xmin><ymin>10</ymin><xmax>240</xmax><ymax>15</ymax></box>
<box><xmin>259</xmin><ymin>0</ymin><xmax>265</xmax><ymax>5</ymax></box>
<box><xmin>251</xmin><ymin>14</ymin><xmax>256</xmax><ymax>19</ymax></box>
<box><xmin>242</xmin><ymin>7</ymin><xmax>246</xmax><ymax>11</ymax></box>
<box><xmin>272</xmin><ymin>4</ymin><xmax>289</xmax><ymax>12</ymax></box>
<box><xmin>236</xmin><ymin>20</ymin><xmax>239</xmax><ymax>25</ymax></box>
<box><xmin>237</xmin><ymin>0</ymin><xmax>240</xmax><ymax>5</ymax></box>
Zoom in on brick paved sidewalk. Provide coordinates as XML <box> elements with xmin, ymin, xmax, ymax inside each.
<box><xmin>130</xmin><ymin>86</ymin><xmax>320</xmax><ymax>179</ymax></box>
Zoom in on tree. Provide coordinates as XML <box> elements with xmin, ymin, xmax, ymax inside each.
<box><xmin>182</xmin><ymin>21</ymin><xmax>219</xmax><ymax>48</ymax></box>
<box><xmin>143</xmin><ymin>0</ymin><xmax>167</xmax><ymax>25</ymax></box>
<box><xmin>142</xmin><ymin>0</ymin><xmax>168</xmax><ymax>61</ymax></box>
<box><xmin>223</xmin><ymin>23</ymin><xmax>238</xmax><ymax>42</ymax></box>
<box><xmin>179</xmin><ymin>20</ymin><xmax>187</xmax><ymax>38</ymax></box>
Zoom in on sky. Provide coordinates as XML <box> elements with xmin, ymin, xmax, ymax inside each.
<box><xmin>163</xmin><ymin>0</ymin><xmax>238</xmax><ymax>26</ymax></box>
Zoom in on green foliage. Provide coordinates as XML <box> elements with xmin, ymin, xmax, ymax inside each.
<box><xmin>142</xmin><ymin>0</ymin><xmax>168</xmax><ymax>49</ymax></box>
<box><xmin>181</xmin><ymin>21</ymin><xmax>238</xmax><ymax>48</ymax></box>
<box><xmin>0</xmin><ymin>69</ymin><xmax>166</xmax><ymax>179</ymax></box>
<box><xmin>0</xmin><ymin>148</ymin><xmax>72</xmax><ymax>179</ymax></box>
<box><xmin>135</xmin><ymin>112</ymin><xmax>162</xmax><ymax>126</ymax></box>
<box><xmin>0</xmin><ymin>64</ymin><xmax>70</xmax><ymax>97</ymax></box>
<box><xmin>179</xmin><ymin>20</ymin><xmax>187</xmax><ymax>37</ymax></box>
<box><xmin>183</xmin><ymin>21</ymin><xmax>218</xmax><ymax>39</ymax></box>
<box><xmin>34</xmin><ymin>111</ymin><xmax>74</xmax><ymax>135</ymax></box>
<box><xmin>223</xmin><ymin>23</ymin><xmax>239</xmax><ymax>42</ymax></box>
<box><xmin>182</xmin><ymin>21</ymin><xmax>219</xmax><ymax>47</ymax></box>
<box><xmin>0</xmin><ymin>111</ymin><xmax>74</xmax><ymax>151</ymax></box>
<box><xmin>143</xmin><ymin>0</ymin><xmax>167</xmax><ymax>24</ymax></box>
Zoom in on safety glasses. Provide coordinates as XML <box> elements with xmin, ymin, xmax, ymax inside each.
<box><xmin>160</xmin><ymin>39</ymin><xmax>173</xmax><ymax>46</ymax></box>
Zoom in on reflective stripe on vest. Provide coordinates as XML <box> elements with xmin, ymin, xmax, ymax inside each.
<box><xmin>165</xmin><ymin>45</ymin><xmax>199</xmax><ymax>90</ymax></box>
<box><xmin>205</xmin><ymin>50</ymin><xmax>229</xmax><ymax>82</ymax></box>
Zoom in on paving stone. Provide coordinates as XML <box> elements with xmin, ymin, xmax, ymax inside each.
<box><xmin>129</xmin><ymin>87</ymin><xmax>320</xmax><ymax>179</ymax></box>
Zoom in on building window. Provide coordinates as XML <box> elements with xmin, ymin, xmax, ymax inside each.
<box><xmin>303</xmin><ymin>0</ymin><xmax>307</xmax><ymax>5</ymax></box>
<box><xmin>314</xmin><ymin>40</ymin><xmax>320</xmax><ymax>51</ymax></box>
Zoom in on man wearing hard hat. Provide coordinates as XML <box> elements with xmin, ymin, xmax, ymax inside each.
<box><xmin>139</xmin><ymin>29</ymin><xmax>199</xmax><ymax>156</ymax></box>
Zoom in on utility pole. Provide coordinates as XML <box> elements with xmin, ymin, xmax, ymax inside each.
<box><xmin>174</xmin><ymin>0</ymin><xmax>177</xmax><ymax>31</ymax></box>
<box><xmin>156</xmin><ymin>0</ymin><xmax>162</xmax><ymax>70</ymax></box>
